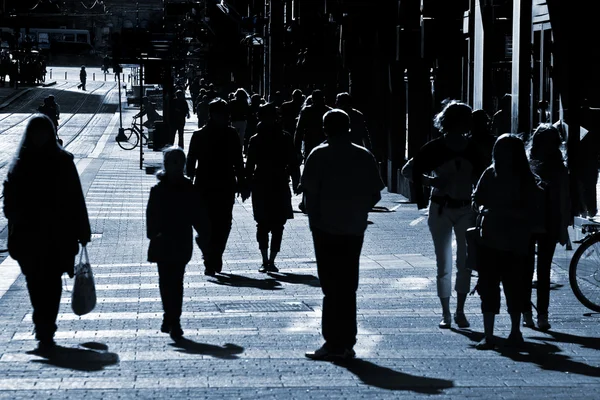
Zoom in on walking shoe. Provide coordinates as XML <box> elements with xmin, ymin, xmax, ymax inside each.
<box><xmin>268</xmin><ymin>263</ymin><xmax>279</xmax><ymax>273</ymax></box>
<box><xmin>160</xmin><ymin>320</ymin><xmax>170</xmax><ymax>334</ymax></box>
<box><xmin>35</xmin><ymin>339</ymin><xmax>57</xmax><ymax>355</ymax></box>
<box><xmin>204</xmin><ymin>268</ymin><xmax>216</xmax><ymax>277</ymax></box>
<box><xmin>259</xmin><ymin>264</ymin><xmax>269</xmax><ymax>273</ymax></box>
<box><xmin>475</xmin><ymin>337</ymin><xmax>496</xmax><ymax>350</ymax></box>
<box><xmin>506</xmin><ymin>332</ymin><xmax>525</xmax><ymax>348</ymax></box>
<box><xmin>305</xmin><ymin>345</ymin><xmax>350</xmax><ymax>361</ymax></box>
<box><xmin>453</xmin><ymin>312</ymin><xmax>470</xmax><ymax>328</ymax></box>
<box><xmin>522</xmin><ymin>312</ymin><xmax>535</xmax><ymax>328</ymax></box>
<box><xmin>439</xmin><ymin>313</ymin><xmax>451</xmax><ymax>329</ymax></box>
<box><xmin>170</xmin><ymin>323</ymin><xmax>184</xmax><ymax>341</ymax></box>
<box><xmin>537</xmin><ymin>313</ymin><xmax>551</xmax><ymax>331</ymax></box>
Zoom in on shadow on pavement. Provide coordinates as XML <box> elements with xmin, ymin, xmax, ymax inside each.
<box><xmin>27</xmin><ymin>342</ymin><xmax>119</xmax><ymax>371</ymax></box>
<box><xmin>334</xmin><ymin>359</ymin><xmax>454</xmax><ymax>393</ymax></box>
<box><xmin>211</xmin><ymin>273</ymin><xmax>283</xmax><ymax>290</ymax></box>
<box><xmin>267</xmin><ymin>272</ymin><xmax>320</xmax><ymax>287</ymax></box>
<box><xmin>170</xmin><ymin>338</ymin><xmax>244</xmax><ymax>360</ymax></box>
<box><xmin>529</xmin><ymin>330</ymin><xmax>600</xmax><ymax>351</ymax></box>
<box><xmin>452</xmin><ymin>328</ymin><xmax>600</xmax><ymax>378</ymax></box>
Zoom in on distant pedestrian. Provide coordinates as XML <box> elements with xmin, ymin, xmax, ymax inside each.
<box><xmin>280</xmin><ymin>89</ymin><xmax>305</xmax><ymax>135</ymax></box>
<box><xmin>335</xmin><ymin>92</ymin><xmax>373</xmax><ymax>151</ymax></box>
<box><xmin>522</xmin><ymin>124</ymin><xmax>571</xmax><ymax>331</ymax></box>
<box><xmin>491</xmin><ymin>94</ymin><xmax>511</xmax><ymax>137</ymax></box>
<box><xmin>2</xmin><ymin>114</ymin><xmax>91</xmax><ymax>354</ymax></box>
<box><xmin>472</xmin><ymin>134</ymin><xmax>544</xmax><ymax>350</ymax></box>
<box><xmin>245</xmin><ymin>103</ymin><xmax>301</xmax><ymax>272</ymax></box>
<box><xmin>186</xmin><ymin>99</ymin><xmax>249</xmax><ymax>276</ymax></box>
<box><xmin>196</xmin><ymin>95</ymin><xmax>209</xmax><ymax>128</ymax></box>
<box><xmin>303</xmin><ymin>109</ymin><xmax>385</xmax><ymax>361</ymax></box>
<box><xmin>405</xmin><ymin>100</ymin><xmax>483</xmax><ymax>329</ymax></box>
<box><xmin>146</xmin><ymin>146</ymin><xmax>197</xmax><ymax>341</ymax></box>
<box><xmin>38</xmin><ymin>96</ymin><xmax>59</xmax><ymax>131</ymax></box>
<box><xmin>229</xmin><ymin>88</ymin><xmax>251</xmax><ymax>147</ymax></box>
<box><xmin>469</xmin><ymin>109</ymin><xmax>495</xmax><ymax>176</ymax></box>
<box><xmin>77</xmin><ymin>66</ymin><xmax>86</xmax><ymax>91</ymax></box>
<box><xmin>171</xmin><ymin>90</ymin><xmax>190</xmax><ymax>149</ymax></box>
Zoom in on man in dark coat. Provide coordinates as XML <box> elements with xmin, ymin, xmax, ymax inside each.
<box><xmin>294</xmin><ymin>89</ymin><xmax>332</xmax><ymax>160</ymax></box>
<box><xmin>280</xmin><ymin>89</ymin><xmax>305</xmax><ymax>135</ymax></box>
<box><xmin>77</xmin><ymin>66</ymin><xmax>87</xmax><ymax>91</ymax></box>
<box><xmin>186</xmin><ymin>98</ymin><xmax>248</xmax><ymax>276</ymax></box>
<box><xmin>171</xmin><ymin>90</ymin><xmax>190</xmax><ymax>148</ymax></box>
<box><xmin>335</xmin><ymin>92</ymin><xmax>373</xmax><ymax>151</ymax></box>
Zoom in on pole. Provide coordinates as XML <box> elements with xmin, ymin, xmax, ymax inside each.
<box><xmin>139</xmin><ymin>61</ymin><xmax>144</xmax><ymax>170</ymax></box>
<box><xmin>118</xmin><ymin>73</ymin><xmax>123</xmax><ymax>129</ymax></box>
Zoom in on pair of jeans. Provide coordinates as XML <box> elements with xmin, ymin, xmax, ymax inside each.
<box><xmin>25</xmin><ymin>273</ymin><xmax>63</xmax><ymax>342</ymax></box>
<box><xmin>427</xmin><ymin>202</ymin><xmax>475</xmax><ymax>298</ymax></box>
<box><xmin>524</xmin><ymin>234</ymin><xmax>557</xmax><ymax>315</ymax></box>
<box><xmin>256</xmin><ymin>220</ymin><xmax>286</xmax><ymax>252</ymax></box>
<box><xmin>157</xmin><ymin>262</ymin><xmax>186</xmax><ymax>324</ymax></box>
<box><xmin>312</xmin><ymin>228</ymin><xmax>364</xmax><ymax>352</ymax></box>
<box><xmin>197</xmin><ymin>194</ymin><xmax>234</xmax><ymax>272</ymax></box>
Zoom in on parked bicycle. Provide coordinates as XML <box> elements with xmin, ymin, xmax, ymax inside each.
<box><xmin>569</xmin><ymin>218</ymin><xmax>600</xmax><ymax>312</ymax></box>
<box><xmin>117</xmin><ymin>116</ymin><xmax>150</xmax><ymax>150</ymax></box>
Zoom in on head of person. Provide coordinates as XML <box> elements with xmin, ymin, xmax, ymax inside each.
<box><xmin>292</xmin><ymin>89</ymin><xmax>304</xmax><ymax>102</ymax></box>
<box><xmin>81</xmin><ymin>65</ymin><xmax>85</xmax><ymax>70</ymax></box>
<box><xmin>500</xmin><ymin>93</ymin><xmax>511</xmax><ymax>111</ymax></box>
<box><xmin>537</xmin><ymin>99</ymin><xmax>549</xmax><ymax>111</ymax></box>
<box><xmin>157</xmin><ymin>145</ymin><xmax>186</xmax><ymax>180</ymax></box>
<box><xmin>492</xmin><ymin>133</ymin><xmax>534</xmax><ymax>180</ymax></box>
<box><xmin>47</xmin><ymin>94</ymin><xmax>55</xmax><ymax>103</ymax></box>
<box><xmin>234</xmin><ymin>88</ymin><xmax>249</xmax><ymax>103</ymax></box>
<box><xmin>208</xmin><ymin>98</ymin><xmax>230</xmax><ymax>126</ymax></box>
<box><xmin>335</xmin><ymin>92</ymin><xmax>352</xmax><ymax>111</ymax></box>
<box><xmin>176</xmin><ymin>90</ymin><xmax>184</xmax><ymax>99</ymax></box>
<box><xmin>323</xmin><ymin>109</ymin><xmax>350</xmax><ymax>139</ymax></box>
<box><xmin>528</xmin><ymin>123</ymin><xmax>565</xmax><ymax>165</ymax></box>
<box><xmin>14</xmin><ymin>114</ymin><xmax>59</xmax><ymax>163</ymax></box>
<box><xmin>258</xmin><ymin>102</ymin><xmax>277</xmax><ymax>124</ymax></box>
<box><xmin>433</xmin><ymin>100</ymin><xmax>472</xmax><ymax>135</ymax></box>
<box><xmin>311</xmin><ymin>89</ymin><xmax>325</xmax><ymax>107</ymax></box>
<box><xmin>251</xmin><ymin>93</ymin><xmax>264</xmax><ymax>107</ymax></box>
<box><xmin>471</xmin><ymin>109</ymin><xmax>491</xmax><ymax>137</ymax></box>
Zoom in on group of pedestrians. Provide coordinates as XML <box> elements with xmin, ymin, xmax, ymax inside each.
<box><xmin>403</xmin><ymin>99</ymin><xmax>571</xmax><ymax>350</ymax></box>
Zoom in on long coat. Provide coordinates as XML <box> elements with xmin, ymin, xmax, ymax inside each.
<box><xmin>246</xmin><ymin>122</ymin><xmax>300</xmax><ymax>222</ymax></box>
<box><xmin>3</xmin><ymin>150</ymin><xmax>91</xmax><ymax>276</ymax></box>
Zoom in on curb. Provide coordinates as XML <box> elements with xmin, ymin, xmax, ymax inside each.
<box><xmin>42</xmin><ymin>81</ymin><xmax>57</xmax><ymax>87</ymax></box>
<box><xmin>0</xmin><ymin>88</ymin><xmax>33</xmax><ymax>110</ymax></box>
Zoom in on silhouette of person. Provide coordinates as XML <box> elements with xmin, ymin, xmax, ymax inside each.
<box><xmin>135</xmin><ymin>97</ymin><xmax>161</xmax><ymax>129</ymax></box>
<box><xmin>302</xmin><ymin>109</ymin><xmax>385</xmax><ymax>361</ymax></box>
<box><xmin>491</xmin><ymin>94</ymin><xmax>512</xmax><ymax>137</ymax></box>
<box><xmin>407</xmin><ymin>100</ymin><xmax>483</xmax><ymax>329</ymax></box>
<box><xmin>147</xmin><ymin>146</ymin><xmax>197</xmax><ymax>341</ymax></box>
<box><xmin>469</xmin><ymin>109</ymin><xmax>495</xmax><ymax>176</ymax></box>
<box><xmin>186</xmin><ymin>99</ymin><xmax>248</xmax><ymax>276</ymax></box>
<box><xmin>170</xmin><ymin>90</ymin><xmax>190</xmax><ymax>149</ymax></box>
<box><xmin>335</xmin><ymin>92</ymin><xmax>373</xmax><ymax>151</ymax></box>
<box><xmin>229</xmin><ymin>88</ymin><xmax>251</xmax><ymax>147</ymax></box>
<box><xmin>280</xmin><ymin>89</ymin><xmax>305</xmax><ymax>135</ymax></box>
<box><xmin>3</xmin><ymin>114</ymin><xmax>91</xmax><ymax>354</ymax></box>
<box><xmin>473</xmin><ymin>134</ymin><xmax>544</xmax><ymax>350</ymax></box>
<box><xmin>77</xmin><ymin>66</ymin><xmax>87</xmax><ymax>91</ymax></box>
<box><xmin>294</xmin><ymin>89</ymin><xmax>332</xmax><ymax>161</ymax></box>
<box><xmin>245</xmin><ymin>103</ymin><xmax>301</xmax><ymax>272</ymax></box>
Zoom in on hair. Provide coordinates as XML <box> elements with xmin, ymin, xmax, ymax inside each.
<box><xmin>311</xmin><ymin>89</ymin><xmax>324</xmax><ymax>104</ymax></box>
<box><xmin>528</xmin><ymin>123</ymin><xmax>566</xmax><ymax>171</ymax></box>
<box><xmin>292</xmin><ymin>89</ymin><xmax>304</xmax><ymax>101</ymax></box>
<box><xmin>335</xmin><ymin>92</ymin><xmax>351</xmax><ymax>108</ymax></box>
<box><xmin>323</xmin><ymin>109</ymin><xmax>350</xmax><ymax>138</ymax></box>
<box><xmin>433</xmin><ymin>100</ymin><xmax>472</xmax><ymax>134</ymax></box>
<box><xmin>9</xmin><ymin>114</ymin><xmax>59</xmax><ymax>173</ymax></box>
<box><xmin>156</xmin><ymin>146</ymin><xmax>186</xmax><ymax>180</ymax></box>
<box><xmin>492</xmin><ymin>134</ymin><xmax>538</xmax><ymax>187</ymax></box>
<box><xmin>258</xmin><ymin>102</ymin><xmax>277</xmax><ymax>122</ymax></box>
<box><xmin>471</xmin><ymin>109</ymin><xmax>491</xmax><ymax>137</ymax></box>
<box><xmin>208</xmin><ymin>98</ymin><xmax>229</xmax><ymax>118</ymax></box>
<box><xmin>234</xmin><ymin>88</ymin><xmax>250</xmax><ymax>104</ymax></box>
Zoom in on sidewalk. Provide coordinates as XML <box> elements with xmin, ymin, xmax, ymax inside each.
<box><xmin>0</xmin><ymin>111</ymin><xmax>599</xmax><ymax>399</ymax></box>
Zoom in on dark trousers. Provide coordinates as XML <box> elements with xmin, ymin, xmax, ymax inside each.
<box><xmin>524</xmin><ymin>234</ymin><xmax>557</xmax><ymax>315</ymax></box>
<box><xmin>25</xmin><ymin>273</ymin><xmax>63</xmax><ymax>342</ymax></box>
<box><xmin>78</xmin><ymin>80</ymin><xmax>86</xmax><ymax>90</ymax></box>
<box><xmin>478</xmin><ymin>246</ymin><xmax>527</xmax><ymax>315</ymax></box>
<box><xmin>172</xmin><ymin>122</ymin><xmax>185</xmax><ymax>148</ymax></box>
<box><xmin>198</xmin><ymin>194</ymin><xmax>234</xmax><ymax>272</ymax></box>
<box><xmin>157</xmin><ymin>262</ymin><xmax>186</xmax><ymax>324</ymax></box>
<box><xmin>312</xmin><ymin>228</ymin><xmax>364</xmax><ymax>351</ymax></box>
<box><xmin>256</xmin><ymin>220</ymin><xmax>285</xmax><ymax>252</ymax></box>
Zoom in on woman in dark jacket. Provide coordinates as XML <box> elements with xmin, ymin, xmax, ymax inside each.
<box><xmin>146</xmin><ymin>146</ymin><xmax>197</xmax><ymax>341</ymax></box>
<box><xmin>3</xmin><ymin>114</ymin><xmax>91</xmax><ymax>353</ymax></box>
<box><xmin>245</xmin><ymin>103</ymin><xmax>301</xmax><ymax>272</ymax></box>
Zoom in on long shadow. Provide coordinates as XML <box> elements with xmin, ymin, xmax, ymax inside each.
<box><xmin>27</xmin><ymin>342</ymin><xmax>119</xmax><ymax>372</ymax></box>
<box><xmin>334</xmin><ymin>359</ymin><xmax>454</xmax><ymax>394</ymax></box>
<box><xmin>210</xmin><ymin>273</ymin><xmax>283</xmax><ymax>290</ymax></box>
<box><xmin>267</xmin><ymin>272</ymin><xmax>320</xmax><ymax>287</ymax></box>
<box><xmin>169</xmin><ymin>338</ymin><xmax>244</xmax><ymax>360</ymax></box>
<box><xmin>452</xmin><ymin>328</ymin><xmax>600</xmax><ymax>378</ymax></box>
<box><xmin>529</xmin><ymin>330</ymin><xmax>600</xmax><ymax>351</ymax></box>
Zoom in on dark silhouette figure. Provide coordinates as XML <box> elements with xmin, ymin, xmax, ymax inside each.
<box><xmin>170</xmin><ymin>90</ymin><xmax>190</xmax><ymax>149</ymax></box>
<box><xmin>146</xmin><ymin>146</ymin><xmax>197</xmax><ymax>341</ymax></box>
<box><xmin>267</xmin><ymin>272</ymin><xmax>320</xmax><ymax>287</ymax></box>
<box><xmin>335</xmin><ymin>92</ymin><xmax>373</xmax><ymax>151</ymax></box>
<box><xmin>186</xmin><ymin>99</ymin><xmax>248</xmax><ymax>276</ymax></box>
<box><xmin>302</xmin><ymin>109</ymin><xmax>385</xmax><ymax>361</ymax></box>
<box><xmin>134</xmin><ymin>97</ymin><xmax>162</xmax><ymax>129</ymax></box>
<box><xmin>38</xmin><ymin>95</ymin><xmax>60</xmax><ymax>133</ymax></box>
<box><xmin>472</xmin><ymin>134</ymin><xmax>544</xmax><ymax>350</ymax></box>
<box><xmin>77</xmin><ymin>65</ymin><xmax>86</xmax><ymax>91</ymax></box>
<box><xmin>196</xmin><ymin>95</ymin><xmax>209</xmax><ymax>128</ymax></box>
<box><xmin>229</xmin><ymin>88</ymin><xmax>251</xmax><ymax>147</ymax></box>
<box><xmin>244</xmin><ymin>94</ymin><xmax>265</xmax><ymax>154</ymax></box>
<box><xmin>246</xmin><ymin>103</ymin><xmax>301</xmax><ymax>272</ymax></box>
<box><xmin>469</xmin><ymin>108</ymin><xmax>495</xmax><ymax>175</ymax></box>
<box><xmin>280</xmin><ymin>89</ymin><xmax>305</xmax><ymax>134</ymax></box>
<box><xmin>523</xmin><ymin>124</ymin><xmax>571</xmax><ymax>331</ymax></box>
<box><xmin>491</xmin><ymin>94</ymin><xmax>512</xmax><ymax>136</ymax></box>
<box><xmin>170</xmin><ymin>339</ymin><xmax>244</xmax><ymax>359</ymax></box>
<box><xmin>3</xmin><ymin>114</ymin><xmax>91</xmax><ymax>353</ymax></box>
<box><xmin>294</xmin><ymin>89</ymin><xmax>332</xmax><ymax>160</ymax></box>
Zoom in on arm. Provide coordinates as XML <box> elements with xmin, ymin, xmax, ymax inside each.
<box><xmin>146</xmin><ymin>186</ymin><xmax>160</xmax><ymax>239</ymax></box>
<box><xmin>186</xmin><ymin>133</ymin><xmax>198</xmax><ymax>182</ymax></box>
<box><xmin>300</xmin><ymin>152</ymin><xmax>321</xmax><ymax>217</ymax></box>
<box><xmin>294</xmin><ymin>109</ymin><xmax>306</xmax><ymax>156</ymax></box>
<box><xmin>286</xmin><ymin>134</ymin><xmax>301</xmax><ymax>192</ymax></box>
<box><xmin>67</xmin><ymin>159</ymin><xmax>91</xmax><ymax>244</ymax></box>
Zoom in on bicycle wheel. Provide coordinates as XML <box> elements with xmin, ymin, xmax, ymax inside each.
<box><xmin>569</xmin><ymin>233</ymin><xmax>600</xmax><ymax>312</ymax></box>
<box><xmin>117</xmin><ymin>128</ymin><xmax>139</xmax><ymax>150</ymax></box>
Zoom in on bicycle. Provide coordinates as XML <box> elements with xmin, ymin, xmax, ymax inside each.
<box><xmin>117</xmin><ymin>116</ymin><xmax>150</xmax><ymax>150</ymax></box>
<box><xmin>568</xmin><ymin>217</ymin><xmax>600</xmax><ymax>312</ymax></box>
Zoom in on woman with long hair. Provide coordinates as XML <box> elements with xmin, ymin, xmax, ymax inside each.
<box><xmin>3</xmin><ymin>114</ymin><xmax>91</xmax><ymax>353</ymax></box>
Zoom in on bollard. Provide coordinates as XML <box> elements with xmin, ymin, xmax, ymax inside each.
<box><xmin>104</xmin><ymin>73</ymin><xmax>106</xmax><ymax>81</ymax></box>
<box><xmin>93</xmin><ymin>73</ymin><xmax>95</xmax><ymax>81</ymax></box>
<box><xmin>49</xmin><ymin>69</ymin><xmax>52</xmax><ymax>79</ymax></box>
<box><xmin>65</xmin><ymin>71</ymin><xmax>67</xmax><ymax>80</ymax></box>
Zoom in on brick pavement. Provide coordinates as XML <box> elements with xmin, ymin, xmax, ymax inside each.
<box><xmin>0</xmin><ymin>99</ymin><xmax>599</xmax><ymax>399</ymax></box>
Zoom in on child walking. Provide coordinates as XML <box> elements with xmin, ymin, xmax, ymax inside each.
<box><xmin>146</xmin><ymin>146</ymin><xmax>197</xmax><ymax>341</ymax></box>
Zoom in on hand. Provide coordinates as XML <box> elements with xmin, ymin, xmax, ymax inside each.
<box><xmin>293</xmin><ymin>185</ymin><xmax>302</xmax><ymax>195</ymax></box>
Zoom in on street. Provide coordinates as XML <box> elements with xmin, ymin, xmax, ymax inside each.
<box><xmin>0</xmin><ymin>70</ymin><xmax>599</xmax><ymax>399</ymax></box>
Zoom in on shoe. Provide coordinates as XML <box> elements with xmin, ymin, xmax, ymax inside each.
<box><xmin>259</xmin><ymin>264</ymin><xmax>269</xmax><ymax>273</ymax></box>
<box><xmin>305</xmin><ymin>345</ymin><xmax>352</xmax><ymax>361</ymax></box>
<box><xmin>170</xmin><ymin>323</ymin><xmax>184</xmax><ymax>341</ymax></box>
<box><xmin>36</xmin><ymin>339</ymin><xmax>56</xmax><ymax>355</ymax></box>
<box><xmin>454</xmin><ymin>312</ymin><xmax>470</xmax><ymax>328</ymax></box>
<box><xmin>522</xmin><ymin>312</ymin><xmax>535</xmax><ymax>328</ymax></box>
<box><xmin>475</xmin><ymin>338</ymin><xmax>495</xmax><ymax>350</ymax></box>
<box><xmin>506</xmin><ymin>332</ymin><xmax>525</xmax><ymax>348</ymax></box>
<box><xmin>439</xmin><ymin>313</ymin><xmax>451</xmax><ymax>329</ymax></box>
<box><xmin>268</xmin><ymin>263</ymin><xmax>279</xmax><ymax>273</ymax></box>
<box><xmin>204</xmin><ymin>268</ymin><xmax>215</xmax><ymax>277</ymax></box>
<box><xmin>537</xmin><ymin>313</ymin><xmax>551</xmax><ymax>331</ymax></box>
<box><xmin>160</xmin><ymin>320</ymin><xmax>170</xmax><ymax>334</ymax></box>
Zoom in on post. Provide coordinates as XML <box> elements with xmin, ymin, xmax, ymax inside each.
<box><xmin>511</xmin><ymin>0</ymin><xmax>532</xmax><ymax>135</ymax></box>
<box><xmin>49</xmin><ymin>68</ymin><xmax>52</xmax><ymax>79</ymax></box>
<box><xmin>118</xmin><ymin>73</ymin><xmax>123</xmax><ymax>129</ymax></box>
<box><xmin>65</xmin><ymin>71</ymin><xmax>67</xmax><ymax>80</ymax></box>
<box><xmin>139</xmin><ymin>62</ymin><xmax>144</xmax><ymax>170</ymax></box>
<box><xmin>93</xmin><ymin>72</ymin><xmax>95</xmax><ymax>81</ymax></box>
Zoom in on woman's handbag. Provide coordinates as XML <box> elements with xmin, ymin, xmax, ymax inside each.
<box><xmin>71</xmin><ymin>246</ymin><xmax>96</xmax><ymax>316</ymax></box>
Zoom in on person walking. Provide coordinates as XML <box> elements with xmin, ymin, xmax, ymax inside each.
<box><xmin>147</xmin><ymin>146</ymin><xmax>197</xmax><ymax>341</ymax></box>
<box><xmin>77</xmin><ymin>66</ymin><xmax>87</xmax><ymax>91</ymax></box>
<box><xmin>334</xmin><ymin>92</ymin><xmax>373</xmax><ymax>151</ymax></box>
<box><xmin>171</xmin><ymin>90</ymin><xmax>190</xmax><ymax>149</ymax></box>
<box><xmin>280</xmin><ymin>89</ymin><xmax>305</xmax><ymax>135</ymax></box>
<box><xmin>303</xmin><ymin>109</ymin><xmax>385</xmax><ymax>361</ymax></box>
<box><xmin>2</xmin><ymin>114</ymin><xmax>91</xmax><ymax>353</ymax></box>
<box><xmin>186</xmin><ymin>98</ymin><xmax>249</xmax><ymax>276</ymax></box>
<box><xmin>405</xmin><ymin>100</ymin><xmax>483</xmax><ymax>329</ymax></box>
<box><xmin>522</xmin><ymin>124</ymin><xmax>571</xmax><ymax>331</ymax></box>
<box><xmin>472</xmin><ymin>134</ymin><xmax>544</xmax><ymax>349</ymax></box>
<box><xmin>245</xmin><ymin>103</ymin><xmax>301</xmax><ymax>273</ymax></box>
<box><xmin>229</xmin><ymin>88</ymin><xmax>251</xmax><ymax>147</ymax></box>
